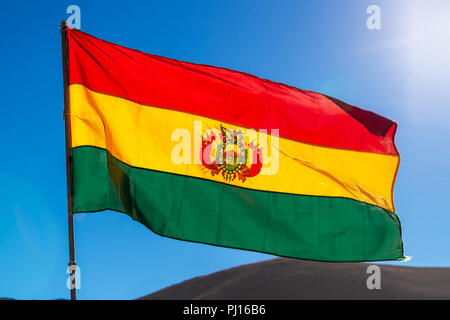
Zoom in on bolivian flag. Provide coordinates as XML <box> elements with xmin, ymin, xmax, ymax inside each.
<box><xmin>65</xmin><ymin>28</ymin><xmax>404</xmax><ymax>262</ymax></box>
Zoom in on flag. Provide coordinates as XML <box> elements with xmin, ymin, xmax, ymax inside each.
<box><xmin>65</xmin><ymin>28</ymin><xmax>404</xmax><ymax>262</ymax></box>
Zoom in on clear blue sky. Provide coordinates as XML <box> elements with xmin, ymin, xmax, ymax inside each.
<box><xmin>0</xmin><ymin>0</ymin><xmax>449</xmax><ymax>300</ymax></box>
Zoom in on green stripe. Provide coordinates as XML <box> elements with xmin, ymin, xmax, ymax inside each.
<box><xmin>72</xmin><ymin>146</ymin><xmax>404</xmax><ymax>262</ymax></box>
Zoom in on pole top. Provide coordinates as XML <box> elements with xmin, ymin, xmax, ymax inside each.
<box><xmin>60</xmin><ymin>21</ymin><xmax>67</xmax><ymax>32</ymax></box>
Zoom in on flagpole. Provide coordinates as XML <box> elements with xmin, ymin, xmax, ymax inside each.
<box><xmin>60</xmin><ymin>21</ymin><xmax>77</xmax><ymax>301</ymax></box>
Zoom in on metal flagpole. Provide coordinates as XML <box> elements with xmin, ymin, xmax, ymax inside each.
<box><xmin>60</xmin><ymin>21</ymin><xmax>77</xmax><ymax>300</ymax></box>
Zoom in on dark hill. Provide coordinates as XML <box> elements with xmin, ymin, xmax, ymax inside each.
<box><xmin>140</xmin><ymin>258</ymin><xmax>450</xmax><ymax>300</ymax></box>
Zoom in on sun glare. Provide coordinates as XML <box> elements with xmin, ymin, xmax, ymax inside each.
<box><xmin>404</xmin><ymin>1</ymin><xmax>450</xmax><ymax>124</ymax></box>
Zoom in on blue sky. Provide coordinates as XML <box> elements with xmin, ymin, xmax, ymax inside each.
<box><xmin>0</xmin><ymin>0</ymin><xmax>449</xmax><ymax>300</ymax></box>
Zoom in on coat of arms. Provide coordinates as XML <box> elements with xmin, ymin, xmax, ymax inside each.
<box><xmin>201</xmin><ymin>125</ymin><xmax>263</xmax><ymax>182</ymax></box>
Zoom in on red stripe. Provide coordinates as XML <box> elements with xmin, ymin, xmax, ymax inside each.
<box><xmin>67</xmin><ymin>28</ymin><xmax>398</xmax><ymax>155</ymax></box>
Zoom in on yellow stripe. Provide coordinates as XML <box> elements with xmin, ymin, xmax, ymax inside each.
<box><xmin>69</xmin><ymin>84</ymin><xmax>398</xmax><ymax>211</ymax></box>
